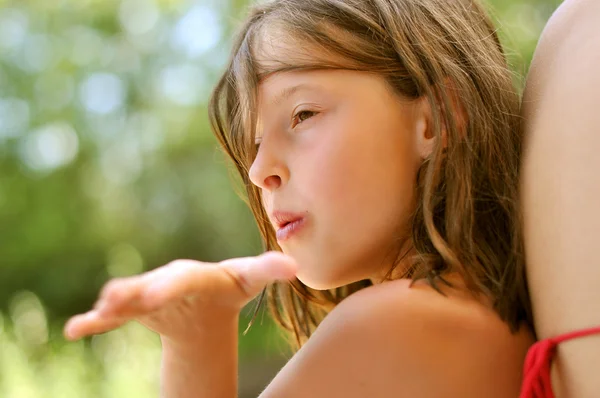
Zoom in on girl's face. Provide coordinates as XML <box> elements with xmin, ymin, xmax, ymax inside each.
<box><xmin>249</xmin><ymin>68</ymin><xmax>431</xmax><ymax>290</ymax></box>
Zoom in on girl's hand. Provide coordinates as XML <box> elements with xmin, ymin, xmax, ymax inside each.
<box><xmin>63</xmin><ymin>252</ymin><xmax>297</xmax><ymax>343</ymax></box>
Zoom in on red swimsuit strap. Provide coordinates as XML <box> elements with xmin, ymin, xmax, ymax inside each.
<box><xmin>520</xmin><ymin>326</ymin><xmax>600</xmax><ymax>398</ymax></box>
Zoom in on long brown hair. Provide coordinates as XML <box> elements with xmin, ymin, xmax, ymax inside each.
<box><xmin>209</xmin><ymin>0</ymin><xmax>532</xmax><ymax>349</ymax></box>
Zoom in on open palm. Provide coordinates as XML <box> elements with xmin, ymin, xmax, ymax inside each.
<box><xmin>63</xmin><ymin>252</ymin><xmax>297</xmax><ymax>343</ymax></box>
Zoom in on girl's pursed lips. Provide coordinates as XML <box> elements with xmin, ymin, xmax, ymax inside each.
<box><xmin>270</xmin><ymin>210</ymin><xmax>306</xmax><ymax>229</ymax></box>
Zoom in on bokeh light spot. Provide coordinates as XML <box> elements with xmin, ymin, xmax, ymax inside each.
<box><xmin>106</xmin><ymin>243</ymin><xmax>145</xmax><ymax>278</ymax></box>
<box><xmin>119</xmin><ymin>0</ymin><xmax>160</xmax><ymax>36</ymax></box>
<box><xmin>158</xmin><ymin>63</ymin><xmax>206</xmax><ymax>106</ymax></box>
<box><xmin>0</xmin><ymin>98</ymin><xmax>30</xmax><ymax>140</ymax></box>
<box><xmin>171</xmin><ymin>5</ymin><xmax>221</xmax><ymax>58</ymax></box>
<box><xmin>79</xmin><ymin>73</ymin><xmax>126</xmax><ymax>114</ymax></box>
<box><xmin>9</xmin><ymin>291</ymin><xmax>48</xmax><ymax>347</ymax></box>
<box><xmin>19</xmin><ymin>121</ymin><xmax>79</xmax><ymax>172</ymax></box>
<box><xmin>0</xmin><ymin>8</ymin><xmax>28</xmax><ymax>51</ymax></box>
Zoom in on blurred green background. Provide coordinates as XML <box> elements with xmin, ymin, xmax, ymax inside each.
<box><xmin>0</xmin><ymin>0</ymin><xmax>561</xmax><ymax>396</ymax></box>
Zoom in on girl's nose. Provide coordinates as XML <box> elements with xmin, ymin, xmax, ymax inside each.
<box><xmin>248</xmin><ymin>139</ymin><xmax>289</xmax><ymax>192</ymax></box>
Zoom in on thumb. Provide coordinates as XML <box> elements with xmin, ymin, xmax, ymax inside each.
<box><xmin>220</xmin><ymin>251</ymin><xmax>297</xmax><ymax>298</ymax></box>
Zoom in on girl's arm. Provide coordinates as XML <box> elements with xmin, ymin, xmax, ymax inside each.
<box><xmin>159</xmin><ymin>314</ymin><xmax>238</xmax><ymax>398</ymax></box>
<box><xmin>64</xmin><ymin>253</ymin><xmax>297</xmax><ymax>398</ymax></box>
<box><xmin>68</xmin><ymin>266</ymin><xmax>528</xmax><ymax>398</ymax></box>
<box><xmin>521</xmin><ymin>0</ymin><xmax>600</xmax><ymax>395</ymax></box>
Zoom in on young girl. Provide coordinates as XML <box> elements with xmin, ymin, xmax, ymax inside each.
<box><xmin>64</xmin><ymin>0</ymin><xmax>535</xmax><ymax>396</ymax></box>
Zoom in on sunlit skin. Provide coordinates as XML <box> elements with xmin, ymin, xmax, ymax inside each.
<box><xmin>62</xmin><ymin>68</ymin><xmax>444</xmax><ymax>397</ymax></box>
<box><xmin>63</xmin><ymin>67</ymin><xmax>534</xmax><ymax>398</ymax></box>
<box><xmin>64</xmin><ymin>67</ymin><xmax>432</xmax><ymax>341</ymax></box>
<box><xmin>520</xmin><ymin>0</ymin><xmax>600</xmax><ymax>395</ymax></box>
<box><xmin>64</xmin><ymin>17</ymin><xmax>441</xmax><ymax>344</ymax></box>
<box><xmin>63</xmin><ymin>27</ymin><xmax>535</xmax><ymax>397</ymax></box>
<box><xmin>251</xmin><ymin>69</ymin><xmax>432</xmax><ymax>289</ymax></box>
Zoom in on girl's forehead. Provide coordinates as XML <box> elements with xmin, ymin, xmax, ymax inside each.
<box><xmin>252</xmin><ymin>26</ymin><xmax>312</xmax><ymax>73</ymax></box>
<box><xmin>250</xmin><ymin>22</ymin><xmax>351</xmax><ymax>78</ymax></box>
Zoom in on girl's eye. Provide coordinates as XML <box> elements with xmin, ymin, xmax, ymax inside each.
<box><xmin>292</xmin><ymin>110</ymin><xmax>317</xmax><ymax>128</ymax></box>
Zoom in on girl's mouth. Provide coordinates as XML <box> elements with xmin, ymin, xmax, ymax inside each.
<box><xmin>276</xmin><ymin>217</ymin><xmax>306</xmax><ymax>241</ymax></box>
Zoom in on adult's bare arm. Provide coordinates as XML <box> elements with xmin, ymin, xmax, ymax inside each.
<box><xmin>521</xmin><ymin>0</ymin><xmax>600</xmax><ymax>396</ymax></box>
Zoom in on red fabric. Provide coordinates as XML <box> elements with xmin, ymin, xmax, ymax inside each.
<box><xmin>520</xmin><ymin>326</ymin><xmax>600</xmax><ymax>398</ymax></box>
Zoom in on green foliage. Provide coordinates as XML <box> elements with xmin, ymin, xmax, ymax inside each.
<box><xmin>0</xmin><ymin>291</ymin><xmax>288</xmax><ymax>397</ymax></box>
<box><xmin>0</xmin><ymin>0</ymin><xmax>261</xmax><ymax>318</ymax></box>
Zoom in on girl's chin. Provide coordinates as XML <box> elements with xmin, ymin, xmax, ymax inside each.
<box><xmin>295</xmin><ymin>268</ymin><xmax>356</xmax><ymax>291</ymax></box>
<box><xmin>282</xmin><ymin>249</ymin><xmax>363</xmax><ymax>289</ymax></box>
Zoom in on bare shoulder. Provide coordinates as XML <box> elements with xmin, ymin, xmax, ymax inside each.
<box><xmin>532</xmin><ymin>0</ymin><xmax>600</xmax><ymax>51</ymax></box>
<box><xmin>524</xmin><ymin>0</ymin><xmax>600</xmax><ymax>118</ymax></box>
<box><xmin>528</xmin><ymin>0</ymin><xmax>600</xmax><ymax>68</ymax></box>
<box><xmin>260</xmin><ymin>278</ymin><xmax>533</xmax><ymax>398</ymax></box>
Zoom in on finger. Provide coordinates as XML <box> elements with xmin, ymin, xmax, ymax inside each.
<box><xmin>141</xmin><ymin>259</ymin><xmax>214</xmax><ymax>307</ymax></box>
<box><xmin>221</xmin><ymin>251</ymin><xmax>297</xmax><ymax>296</ymax></box>
<box><xmin>64</xmin><ymin>311</ymin><xmax>128</xmax><ymax>341</ymax></box>
<box><xmin>94</xmin><ymin>276</ymin><xmax>149</xmax><ymax>317</ymax></box>
<box><xmin>97</xmin><ymin>261</ymin><xmax>205</xmax><ymax>314</ymax></box>
<box><xmin>142</xmin><ymin>252</ymin><xmax>296</xmax><ymax>308</ymax></box>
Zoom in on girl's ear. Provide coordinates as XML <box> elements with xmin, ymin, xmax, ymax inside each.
<box><xmin>438</xmin><ymin>78</ymin><xmax>467</xmax><ymax>139</ymax></box>
<box><xmin>414</xmin><ymin>95</ymin><xmax>437</xmax><ymax>160</ymax></box>
<box><xmin>416</xmin><ymin>79</ymin><xmax>467</xmax><ymax>160</ymax></box>
<box><xmin>414</xmin><ymin>96</ymin><xmax>440</xmax><ymax>160</ymax></box>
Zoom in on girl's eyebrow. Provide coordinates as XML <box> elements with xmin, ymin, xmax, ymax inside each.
<box><xmin>270</xmin><ymin>83</ymin><xmax>323</xmax><ymax>107</ymax></box>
